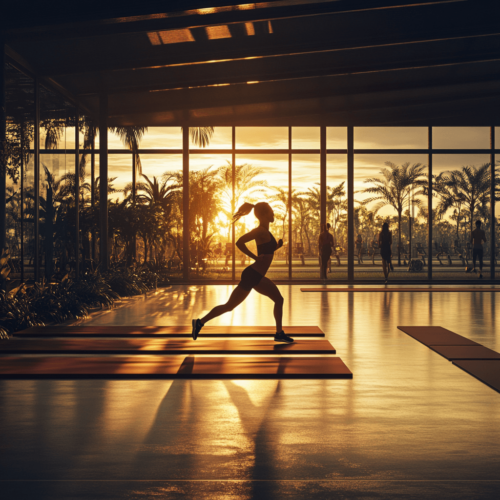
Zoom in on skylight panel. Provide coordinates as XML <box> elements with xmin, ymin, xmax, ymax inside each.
<box><xmin>147</xmin><ymin>32</ymin><xmax>161</xmax><ymax>46</ymax></box>
<box><xmin>245</xmin><ymin>22</ymin><xmax>255</xmax><ymax>36</ymax></box>
<box><xmin>159</xmin><ymin>29</ymin><xmax>195</xmax><ymax>44</ymax></box>
<box><xmin>147</xmin><ymin>29</ymin><xmax>195</xmax><ymax>45</ymax></box>
<box><xmin>205</xmin><ymin>25</ymin><xmax>232</xmax><ymax>40</ymax></box>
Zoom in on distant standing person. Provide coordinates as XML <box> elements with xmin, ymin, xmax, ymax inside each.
<box><xmin>356</xmin><ymin>234</ymin><xmax>364</xmax><ymax>264</ymax></box>
<box><xmin>378</xmin><ymin>222</ymin><xmax>393</xmax><ymax>284</ymax></box>
<box><xmin>471</xmin><ymin>220</ymin><xmax>487</xmax><ymax>279</ymax></box>
<box><xmin>318</xmin><ymin>223</ymin><xmax>334</xmax><ymax>280</ymax></box>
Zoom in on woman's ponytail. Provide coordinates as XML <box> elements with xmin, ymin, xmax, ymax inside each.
<box><xmin>232</xmin><ymin>202</ymin><xmax>255</xmax><ymax>223</ymax></box>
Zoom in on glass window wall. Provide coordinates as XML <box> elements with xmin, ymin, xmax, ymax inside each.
<box><xmin>189</xmin><ymin>154</ymin><xmax>231</xmax><ymax>280</ymax></box>
<box><xmin>433</xmin><ymin>154</ymin><xmax>491</xmax><ymax>280</ymax></box>
<box><xmin>291</xmin><ymin>154</ymin><xmax>319</xmax><ymax>279</ymax></box>
<box><xmin>327</xmin><ymin>155</ymin><xmax>348</xmax><ymax>281</ymax></box>
<box><xmin>4</xmin><ymin>70</ymin><xmax>499</xmax><ymax>287</ymax></box>
<box><xmin>354</xmin><ymin>154</ymin><xmax>428</xmax><ymax>281</ymax></box>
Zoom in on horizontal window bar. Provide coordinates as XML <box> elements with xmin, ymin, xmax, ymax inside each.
<box><xmin>33</xmin><ymin>149</ymin><xmax>500</xmax><ymax>154</ymax></box>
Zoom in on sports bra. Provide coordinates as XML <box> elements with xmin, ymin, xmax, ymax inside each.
<box><xmin>257</xmin><ymin>232</ymin><xmax>278</xmax><ymax>255</ymax></box>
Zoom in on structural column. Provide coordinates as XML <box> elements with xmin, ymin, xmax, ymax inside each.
<box><xmin>288</xmin><ymin>127</ymin><xmax>292</xmax><ymax>279</ymax></box>
<box><xmin>34</xmin><ymin>77</ymin><xmax>40</xmax><ymax>281</ymax></box>
<box><xmin>0</xmin><ymin>41</ymin><xmax>5</xmax><ymax>280</ymax></box>
<box><xmin>232</xmin><ymin>127</ymin><xmax>236</xmax><ymax>281</ymax></box>
<box><xmin>347</xmin><ymin>126</ymin><xmax>354</xmax><ymax>281</ymax></box>
<box><xmin>491</xmin><ymin>126</ymin><xmax>495</xmax><ymax>280</ymax></box>
<box><xmin>90</xmin><ymin>132</ymin><xmax>96</xmax><ymax>261</ymax></box>
<box><xmin>182</xmin><ymin>126</ymin><xmax>189</xmax><ymax>281</ymax></box>
<box><xmin>427</xmin><ymin>127</ymin><xmax>433</xmax><ymax>281</ymax></box>
<box><xmin>20</xmin><ymin>120</ymin><xmax>24</xmax><ymax>282</ymax></box>
<box><xmin>320</xmin><ymin>126</ymin><xmax>327</xmax><ymax>227</ymax></box>
<box><xmin>99</xmin><ymin>94</ymin><xmax>108</xmax><ymax>271</ymax></box>
<box><xmin>132</xmin><ymin>152</ymin><xmax>137</xmax><ymax>260</ymax></box>
<box><xmin>74</xmin><ymin>107</ymin><xmax>80</xmax><ymax>279</ymax></box>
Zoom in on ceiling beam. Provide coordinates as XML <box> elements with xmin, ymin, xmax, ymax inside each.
<box><xmin>103</xmin><ymin>83</ymin><xmax>500</xmax><ymax>127</ymax></box>
<box><xmin>3</xmin><ymin>0</ymin><xmax>466</xmax><ymax>42</ymax></box>
<box><xmin>34</xmin><ymin>23</ymin><xmax>500</xmax><ymax>78</ymax></box>
<box><xmin>89</xmin><ymin>64</ymin><xmax>500</xmax><ymax>121</ymax></box>
<box><xmin>5</xmin><ymin>46</ymin><xmax>94</xmax><ymax>117</ymax></box>
<box><xmin>65</xmin><ymin>39</ymin><xmax>500</xmax><ymax>95</ymax></box>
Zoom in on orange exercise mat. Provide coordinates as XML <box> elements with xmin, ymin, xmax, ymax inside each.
<box><xmin>453</xmin><ymin>360</ymin><xmax>500</xmax><ymax>393</ymax></box>
<box><xmin>301</xmin><ymin>287</ymin><xmax>499</xmax><ymax>292</ymax></box>
<box><xmin>0</xmin><ymin>338</ymin><xmax>335</xmax><ymax>355</ymax></box>
<box><xmin>429</xmin><ymin>345</ymin><xmax>500</xmax><ymax>360</ymax></box>
<box><xmin>397</xmin><ymin>326</ymin><xmax>480</xmax><ymax>346</ymax></box>
<box><xmin>13</xmin><ymin>325</ymin><xmax>324</xmax><ymax>338</ymax></box>
<box><xmin>0</xmin><ymin>355</ymin><xmax>352</xmax><ymax>379</ymax></box>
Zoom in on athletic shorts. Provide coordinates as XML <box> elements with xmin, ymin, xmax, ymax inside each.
<box><xmin>239</xmin><ymin>266</ymin><xmax>264</xmax><ymax>291</ymax></box>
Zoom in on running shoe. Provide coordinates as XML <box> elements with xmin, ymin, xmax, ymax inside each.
<box><xmin>274</xmin><ymin>331</ymin><xmax>294</xmax><ymax>343</ymax></box>
<box><xmin>192</xmin><ymin>319</ymin><xmax>203</xmax><ymax>340</ymax></box>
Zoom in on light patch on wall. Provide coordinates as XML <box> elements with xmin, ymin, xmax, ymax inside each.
<box><xmin>206</xmin><ymin>25</ymin><xmax>232</xmax><ymax>40</ymax></box>
<box><xmin>147</xmin><ymin>29</ymin><xmax>195</xmax><ymax>45</ymax></box>
<box><xmin>268</xmin><ymin>21</ymin><xmax>273</xmax><ymax>34</ymax></box>
<box><xmin>159</xmin><ymin>29</ymin><xmax>195</xmax><ymax>44</ymax></box>
<box><xmin>147</xmin><ymin>32</ymin><xmax>161</xmax><ymax>46</ymax></box>
<box><xmin>245</xmin><ymin>22</ymin><xmax>255</xmax><ymax>36</ymax></box>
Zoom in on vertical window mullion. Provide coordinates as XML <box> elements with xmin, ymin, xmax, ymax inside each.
<box><xmin>288</xmin><ymin>127</ymin><xmax>292</xmax><ymax>280</ymax></box>
<box><xmin>182</xmin><ymin>126</ymin><xmax>189</xmax><ymax>281</ymax></box>
<box><xmin>320</xmin><ymin>126</ymin><xmax>327</xmax><ymax>244</ymax></box>
<box><xmin>232</xmin><ymin>126</ymin><xmax>236</xmax><ymax>281</ymax></box>
<box><xmin>347</xmin><ymin>126</ymin><xmax>354</xmax><ymax>282</ymax></box>
<box><xmin>34</xmin><ymin>77</ymin><xmax>40</xmax><ymax>281</ymax></box>
<box><xmin>75</xmin><ymin>106</ymin><xmax>80</xmax><ymax>280</ymax></box>
<box><xmin>491</xmin><ymin>126</ymin><xmax>495</xmax><ymax>281</ymax></box>
<box><xmin>428</xmin><ymin>126</ymin><xmax>433</xmax><ymax>281</ymax></box>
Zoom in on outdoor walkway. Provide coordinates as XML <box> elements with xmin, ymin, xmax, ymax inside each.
<box><xmin>1</xmin><ymin>285</ymin><xmax>500</xmax><ymax>499</ymax></box>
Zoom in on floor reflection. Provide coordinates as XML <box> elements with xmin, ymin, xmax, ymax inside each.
<box><xmin>1</xmin><ymin>285</ymin><xmax>500</xmax><ymax>498</ymax></box>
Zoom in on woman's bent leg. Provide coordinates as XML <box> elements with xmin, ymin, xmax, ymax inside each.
<box><xmin>254</xmin><ymin>277</ymin><xmax>284</xmax><ymax>333</ymax></box>
<box><xmin>200</xmin><ymin>285</ymin><xmax>250</xmax><ymax>324</ymax></box>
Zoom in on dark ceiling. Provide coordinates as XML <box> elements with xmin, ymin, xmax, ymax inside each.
<box><xmin>4</xmin><ymin>0</ymin><xmax>500</xmax><ymax>126</ymax></box>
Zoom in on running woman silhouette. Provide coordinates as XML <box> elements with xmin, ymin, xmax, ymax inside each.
<box><xmin>192</xmin><ymin>202</ymin><xmax>294</xmax><ymax>343</ymax></box>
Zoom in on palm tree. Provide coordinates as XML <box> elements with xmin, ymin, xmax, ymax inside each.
<box><xmin>190</xmin><ymin>127</ymin><xmax>214</xmax><ymax>148</ymax></box>
<box><xmin>292</xmin><ymin>191</ymin><xmax>313</xmax><ymax>255</ymax></box>
<box><xmin>219</xmin><ymin>162</ymin><xmax>267</xmax><ymax>210</ymax></box>
<box><xmin>362</xmin><ymin>162</ymin><xmax>427</xmax><ymax>265</ymax></box>
<box><xmin>189</xmin><ymin>166</ymin><xmax>222</xmax><ymax>266</ymax></box>
<box><xmin>132</xmin><ymin>174</ymin><xmax>179</xmax><ymax>209</ymax></box>
<box><xmin>432</xmin><ymin>171</ymin><xmax>466</xmax><ymax>242</ymax></box>
<box><xmin>434</xmin><ymin>163</ymin><xmax>494</xmax><ymax>240</ymax></box>
<box><xmin>327</xmin><ymin>182</ymin><xmax>347</xmax><ymax>244</ymax></box>
<box><xmin>269</xmin><ymin>187</ymin><xmax>290</xmax><ymax>241</ymax></box>
<box><xmin>25</xmin><ymin>166</ymin><xmax>69</xmax><ymax>278</ymax></box>
<box><xmin>130</xmin><ymin>174</ymin><xmax>180</xmax><ymax>260</ymax></box>
<box><xmin>109</xmin><ymin>126</ymin><xmax>148</xmax><ymax>177</ymax></box>
<box><xmin>304</xmin><ymin>185</ymin><xmax>321</xmax><ymax>252</ymax></box>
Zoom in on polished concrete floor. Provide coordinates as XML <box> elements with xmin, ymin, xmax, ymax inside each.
<box><xmin>1</xmin><ymin>286</ymin><xmax>500</xmax><ymax>499</ymax></box>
